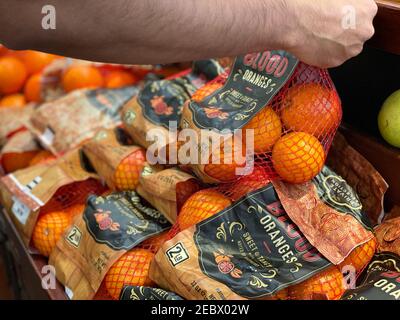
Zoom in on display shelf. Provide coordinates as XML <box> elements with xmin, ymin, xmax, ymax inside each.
<box><xmin>340</xmin><ymin>125</ymin><xmax>400</xmax><ymax>208</ymax></box>
<box><xmin>0</xmin><ymin>208</ymin><xmax>67</xmax><ymax>300</ymax></box>
<box><xmin>369</xmin><ymin>0</ymin><xmax>400</xmax><ymax>55</ymax></box>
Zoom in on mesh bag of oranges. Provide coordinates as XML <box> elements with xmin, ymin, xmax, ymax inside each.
<box><xmin>0</xmin><ymin>149</ymin><xmax>105</xmax><ymax>246</ymax></box>
<box><xmin>49</xmin><ymin>191</ymin><xmax>170</xmax><ymax>300</ymax></box>
<box><xmin>82</xmin><ymin>128</ymin><xmax>147</xmax><ymax>191</ymax></box>
<box><xmin>150</xmin><ymin>137</ymin><xmax>388</xmax><ymax>300</ymax></box>
<box><xmin>180</xmin><ymin>51</ymin><xmax>342</xmax><ymax>184</ymax></box>
<box><xmin>26</xmin><ymin>85</ymin><xmax>139</xmax><ymax>156</ymax></box>
<box><xmin>122</xmin><ymin>60</ymin><xmax>225</xmax><ymax>163</ymax></box>
<box><xmin>136</xmin><ymin>167</ymin><xmax>201</xmax><ymax>224</ymax></box>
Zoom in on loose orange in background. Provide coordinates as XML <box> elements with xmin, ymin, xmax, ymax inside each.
<box><xmin>17</xmin><ymin>50</ymin><xmax>59</xmax><ymax>75</ymax></box>
<box><xmin>289</xmin><ymin>266</ymin><xmax>345</xmax><ymax>300</ymax></box>
<box><xmin>114</xmin><ymin>149</ymin><xmax>146</xmax><ymax>190</ymax></box>
<box><xmin>24</xmin><ymin>72</ymin><xmax>42</xmax><ymax>103</ymax></box>
<box><xmin>272</xmin><ymin>132</ymin><xmax>325</xmax><ymax>184</ymax></box>
<box><xmin>28</xmin><ymin>150</ymin><xmax>56</xmax><ymax>166</ymax></box>
<box><xmin>0</xmin><ymin>56</ymin><xmax>27</xmax><ymax>94</ymax></box>
<box><xmin>177</xmin><ymin>189</ymin><xmax>232</xmax><ymax>231</ymax></box>
<box><xmin>339</xmin><ymin>238</ymin><xmax>377</xmax><ymax>274</ymax></box>
<box><xmin>0</xmin><ymin>93</ymin><xmax>26</xmax><ymax>108</ymax></box>
<box><xmin>243</xmin><ymin>106</ymin><xmax>282</xmax><ymax>153</ymax></box>
<box><xmin>62</xmin><ymin>65</ymin><xmax>104</xmax><ymax>93</ymax></box>
<box><xmin>281</xmin><ymin>83</ymin><xmax>341</xmax><ymax>138</ymax></box>
<box><xmin>204</xmin><ymin>137</ymin><xmax>247</xmax><ymax>183</ymax></box>
<box><xmin>105</xmin><ymin>70</ymin><xmax>137</xmax><ymax>89</ymax></box>
<box><xmin>105</xmin><ymin>248</ymin><xmax>155</xmax><ymax>300</ymax></box>
<box><xmin>32</xmin><ymin>211</ymin><xmax>71</xmax><ymax>257</ymax></box>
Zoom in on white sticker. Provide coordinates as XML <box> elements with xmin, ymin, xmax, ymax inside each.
<box><xmin>40</xmin><ymin>127</ymin><xmax>55</xmax><ymax>146</ymax></box>
<box><xmin>166</xmin><ymin>242</ymin><xmax>189</xmax><ymax>267</ymax></box>
<box><xmin>65</xmin><ymin>286</ymin><xmax>74</xmax><ymax>300</ymax></box>
<box><xmin>11</xmin><ymin>196</ymin><xmax>31</xmax><ymax>225</ymax></box>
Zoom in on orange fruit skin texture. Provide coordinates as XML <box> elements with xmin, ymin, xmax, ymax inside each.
<box><xmin>2</xmin><ymin>151</ymin><xmax>40</xmax><ymax>174</ymax></box>
<box><xmin>0</xmin><ymin>93</ymin><xmax>26</xmax><ymax>108</ymax></box>
<box><xmin>28</xmin><ymin>150</ymin><xmax>56</xmax><ymax>166</ymax></box>
<box><xmin>32</xmin><ymin>211</ymin><xmax>71</xmax><ymax>257</ymax></box>
<box><xmin>62</xmin><ymin>66</ymin><xmax>104</xmax><ymax>93</ymax></box>
<box><xmin>105</xmin><ymin>248</ymin><xmax>155</xmax><ymax>300</ymax></box>
<box><xmin>113</xmin><ymin>149</ymin><xmax>146</xmax><ymax>190</ymax></box>
<box><xmin>24</xmin><ymin>73</ymin><xmax>42</xmax><ymax>103</ymax></box>
<box><xmin>64</xmin><ymin>203</ymin><xmax>86</xmax><ymax>219</ymax></box>
<box><xmin>177</xmin><ymin>189</ymin><xmax>232</xmax><ymax>231</ymax></box>
<box><xmin>243</xmin><ymin>106</ymin><xmax>282</xmax><ymax>153</ymax></box>
<box><xmin>281</xmin><ymin>83</ymin><xmax>341</xmax><ymax>138</ymax></box>
<box><xmin>17</xmin><ymin>50</ymin><xmax>59</xmax><ymax>75</ymax></box>
<box><xmin>339</xmin><ymin>238</ymin><xmax>377</xmax><ymax>274</ymax></box>
<box><xmin>204</xmin><ymin>137</ymin><xmax>247</xmax><ymax>183</ymax></box>
<box><xmin>0</xmin><ymin>56</ymin><xmax>27</xmax><ymax>94</ymax></box>
<box><xmin>105</xmin><ymin>70</ymin><xmax>137</xmax><ymax>89</ymax></box>
<box><xmin>289</xmin><ymin>266</ymin><xmax>345</xmax><ymax>300</ymax></box>
<box><xmin>272</xmin><ymin>132</ymin><xmax>325</xmax><ymax>184</ymax></box>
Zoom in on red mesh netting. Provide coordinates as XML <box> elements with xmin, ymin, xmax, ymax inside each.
<box><xmin>188</xmin><ymin>62</ymin><xmax>342</xmax><ymax>185</ymax></box>
<box><xmin>32</xmin><ymin>179</ymin><xmax>108</xmax><ymax>256</ymax></box>
<box><xmin>96</xmin><ymin>231</ymin><xmax>169</xmax><ymax>300</ymax></box>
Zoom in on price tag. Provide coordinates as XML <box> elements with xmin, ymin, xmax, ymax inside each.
<box><xmin>11</xmin><ymin>196</ymin><xmax>31</xmax><ymax>225</ymax></box>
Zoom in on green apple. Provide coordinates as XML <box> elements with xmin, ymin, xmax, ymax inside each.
<box><xmin>378</xmin><ymin>89</ymin><xmax>400</xmax><ymax>148</ymax></box>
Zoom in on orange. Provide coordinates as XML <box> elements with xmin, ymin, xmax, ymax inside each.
<box><xmin>17</xmin><ymin>50</ymin><xmax>59</xmax><ymax>75</ymax></box>
<box><xmin>28</xmin><ymin>150</ymin><xmax>56</xmax><ymax>166</ymax></box>
<box><xmin>339</xmin><ymin>238</ymin><xmax>377</xmax><ymax>274</ymax></box>
<box><xmin>262</xmin><ymin>289</ymin><xmax>289</xmax><ymax>300</ymax></box>
<box><xmin>62</xmin><ymin>65</ymin><xmax>104</xmax><ymax>93</ymax></box>
<box><xmin>289</xmin><ymin>266</ymin><xmax>345</xmax><ymax>300</ymax></box>
<box><xmin>203</xmin><ymin>136</ymin><xmax>247</xmax><ymax>182</ymax></box>
<box><xmin>105</xmin><ymin>248</ymin><xmax>155</xmax><ymax>300</ymax></box>
<box><xmin>105</xmin><ymin>70</ymin><xmax>137</xmax><ymax>88</ymax></box>
<box><xmin>32</xmin><ymin>211</ymin><xmax>71</xmax><ymax>257</ymax></box>
<box><xmin>114</xmin><ymin>148</ymin><xmax>146</xmax><ymax>190</ymax></box>
<box><xmin>228</xmin><ymin>166</ymin><xmax>271</xmax><ymax>201</ymax></box>
<box><xmin>0</xmin><ymin>56</ymin><xmax>27</xmax><ymax>94</ymax></box>
<box><xmin>272</xmin><ymin>132</ymin><xmax>325</xmax><ymax>184</ymax></box>
<box><xmin>243</xmin><ymin>106</ymin><xmax>282</xmax><ymax>153</ymax></box>
<box><xmin>0</xmin><ymin>45</ymin><xmax>8</xmax><ymax>57</ymax></box>
<box><xmin>177</xmin><ymin>189</ymin><xmax>232</xmax><ymax>231</ymax></box>
<box><xmin>0</xmin><ymin>93</ymin><xmax>26</xmax><ymax>108</ymax></box>
<box><xmin>1</xmin><ymin>151</ymin><xmax>40</xmax><ymax>174</ymax></box>
<box><xmin>24</xmin><ymin>72</ymin><xmax>42</xmax><ymax>103</ymax></box>
<box><xmin>191</xmin><ymin>81</ymin><xmax>224</xmax><ymax>102</ymax></box>
<box><xmin>281</xmin><ymin>83</ymin><xmax>341</xmax><ymax>138</ymax></box>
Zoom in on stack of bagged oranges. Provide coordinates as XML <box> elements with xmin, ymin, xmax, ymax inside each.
<box><xmin>192</xmin><ymin>80</ymin><xmax>341</xmax><ymax>184</ymax></box>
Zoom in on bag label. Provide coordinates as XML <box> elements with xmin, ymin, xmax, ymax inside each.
<box><xmin>138</xmin><ymin>60</ymin><xmax>223</xmax><ymax>129</ymax></box>
<box><xmin>313</xmin><ymin>166</ymin><xmax>373</xmax><ymax>231</ymax></box>
<box><xmin>188</xmin><ymin>51</ymin><xmax>298</xmax><ymax>130</ymax></box>
<box><xmin>342</xmin><ymin>253</ymin><xmax>400</xmax><ymax>300</ymax></box>
<box><xmin>120</xmin><ymin>286</ymin><xmax>183</xmax><ymax>301</ymax></box>
<box><xmin>194</xmin><ymin>184</ymin><xmax>330</xmax><ymax>299</ymax></box>
<box><xmin>83</xmin><ymin>192</ymin><xmax>171</xmax><ymax>250</ymax></box>
<box><xmin>11</xmin><ymin>196</ymin><xmax>31</xmax><ymax>225</ymax></box>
